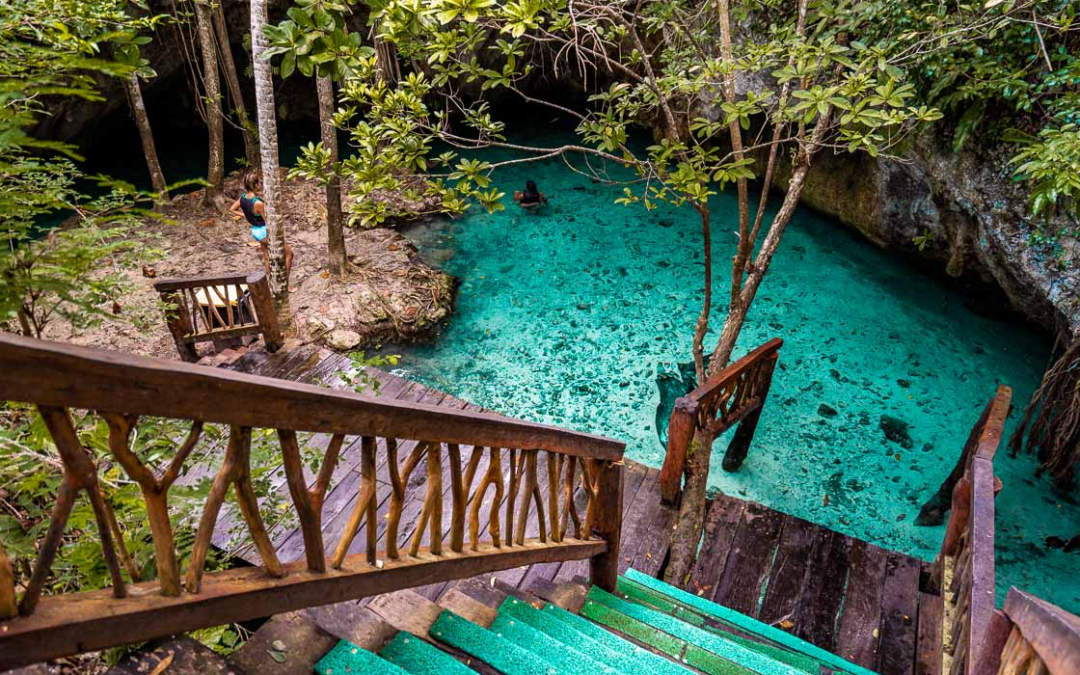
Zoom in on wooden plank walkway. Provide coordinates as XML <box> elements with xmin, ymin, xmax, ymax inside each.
<box><xmin>217</xmin><ymin>345</ymin><xmax>940</xmax><ymax>675</ymax></box>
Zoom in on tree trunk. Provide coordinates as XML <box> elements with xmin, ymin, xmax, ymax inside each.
<box><xmin>123</xmin><ymin>72</ymin><xmax>169</xmax><ymax>204</ymax></box>
<box><xmin>374</xmin><ymin>35</ymin><xmax>399</xmax><ymax>84</ymax></box>
<box><xmin>317</xmin><ymin>76</ymin><xmax>347</xmax><ymax>277</ymax></box>
<box><xmin>691</xmin><ymin>204</ymin><xmax>711</xmax><ymax>383</ymax></box>
<box><xmin>250</xmin><ymin>0</ymin><xmax>291</xmax><ymax>322</ymax></box>
<box><xmin>212</xmin><ymin>3</ymin><xmax>258</xmax><ymax>167</ymax></box>
<box><xmin>665</xmin><ymin>162</ymin><xmax>814</xmax><ymax>584</ymax></box>
<box><xmin>195</xmin><ymin>0</ymin><xmax>224</xmax><ymax>206</ymax></box>
<box><xmin>663</xmin><ymin>429</ymin><xmax>713</xmax><ymax>585</ymax></box>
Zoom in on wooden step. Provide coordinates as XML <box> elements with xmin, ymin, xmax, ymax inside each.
<box><xmin>105</xmin><ymin>636</ymin><xmax>237</xmax><ymax>675</ymax></box>
<box><xmin>227</xmin><ymin>612</ymin><xmax>337</xmax><ymax>675</ymax></box>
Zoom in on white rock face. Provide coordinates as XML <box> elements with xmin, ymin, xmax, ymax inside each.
<box><xmin>328</xmin><ymin>329</ymin><xmax>363</xmax><ymax>351</ymax></box>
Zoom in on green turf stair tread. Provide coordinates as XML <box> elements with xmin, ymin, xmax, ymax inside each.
<box><xmin>498</xmin><ymin>597</ymin><xmax>693</xmax><ymax>675</ymax></box>
<box><xmin>379</xmin><ymin>632</ymin><xmax>476</xmax><ymax>675</ymax></box>
<box><xmin>623</xmin><ymin>569</ymin><xmax>881</xmax><ymax>675</ymax></box>
<box><xmin>579</xmin><ymin>595</ymin><xmax>757</xmax><ymax>675</ymax></box>
<box><xmin>314</xmin><ymin>639</ymin><xmax>411</xmax><ymax>675</ymax></box>
<box><xmin>615</xmin><ymin>578</ymin><xmax>822</xmax><ymax>674</ymax></box>
<box><xmin>585</xmin><ymin>586</ymin><xmax>807</xmax><ymax>675</ymax></box>
<box><xmin>490</xmin><ymin>613</ymin><xmax>620</xmax><ymax>675</ymax></box>
<box><xmin>430</xmin><ymin>609</ymin><xmax>555</xmax><ymax>675</ymax></box>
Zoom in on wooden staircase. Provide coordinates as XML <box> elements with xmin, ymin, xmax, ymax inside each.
<box><xmin>106</xmin><ymin>571</ymin><xmax>884</xmax><ymax>675</ymax></box>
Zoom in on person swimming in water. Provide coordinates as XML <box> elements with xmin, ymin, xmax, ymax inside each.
<box><xmin>514</xmin><ymin>180</ymin><xmax>548</xmax><ymax>211</ymax></box>
<box><xmin>229</xmin><ymin>171</ymin><xmax>294</xmax><ymax>285</ymax></box>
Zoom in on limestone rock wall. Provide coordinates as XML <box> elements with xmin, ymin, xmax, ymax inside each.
<box><xmin>774</xmin><ymin>132</ymin><xmax>1080</xmax><ymax>335</ymax></box>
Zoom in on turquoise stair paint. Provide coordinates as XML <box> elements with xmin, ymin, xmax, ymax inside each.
<box><xmin>379</xmin><ymin>632</ymin><xmax>476</xmax><ymax>675</ymax></box>
<box><xmin>585</xmin><ymin>586</ymin><xmax>807</xmax><ymax>675</ymax></box>
<box><xmin>616</xmin><ymin>579</ymin><xmax>822</xmax><ymax>674</ymax></box>
<box><xmin>623</xmin><ymin>569</ymin><xmax>882</xmax><ymax>675</ymax></box>
<box><xmin>490</xmin><ymin>613</ymin><xmax>620</xmax><ymax>675</ymax></box>
<box><xmin>315</xmin><ymin>639</ymin><xmax>410</xmax><ymax>675</ymax></box>
<box><xmin>580</xmin><ymin>592</ymin><xmax>756</xmax><ymax>675</ymax></box>
<box><xmin>429</xmin><ymin>609</ymin><xmax>556</xmax><ymax>675</ymax></box>
<box><xmin>498</xmin><ymin>597</ymin><xmax>693</xmax><ymax>675</ymax></box>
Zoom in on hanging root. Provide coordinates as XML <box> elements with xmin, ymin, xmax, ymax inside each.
<box><xmin>1009</xmin><ymin>334</ymin><xmax>1080</xmax><ymax>491</ymax></box>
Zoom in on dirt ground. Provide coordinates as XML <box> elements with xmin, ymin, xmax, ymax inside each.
<box><xmin>42</xmin><ymin>171</ymin><xmax>456</xmax><ymax>360</ymax></box>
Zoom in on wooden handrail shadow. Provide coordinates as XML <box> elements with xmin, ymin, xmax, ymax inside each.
<box><xmin>658</xmin><ymin>338</ymin><xmax>782</xmax><ymax>505</ymax></box>
<box><xmin>0</xmin><ymin>333</ymin><xmax>625</xmax><ymax>670</ymax></box>
<box><xmin>153</xmin><ymin>271</ymin><xmax>283</xmax><ymax>361</ymax></box>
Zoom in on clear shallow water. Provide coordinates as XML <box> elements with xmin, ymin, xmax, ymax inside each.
<box><xmin>387</xmin><ymin>130</ymin><xmax>1080</xmax><ymax>612</ymax></box>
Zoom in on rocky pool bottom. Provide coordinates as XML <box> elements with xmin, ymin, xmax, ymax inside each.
<box><xmin>379</xmin><ymin>136</ymin><xmax>1080</xmax><ymax>614</ymax></box>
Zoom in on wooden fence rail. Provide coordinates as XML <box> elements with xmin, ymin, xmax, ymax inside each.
<box><xmin>993</xmin><ymin>589</ymin><xmax>1080</xmax><ymax>675</ymax></box>
<box><xmin>153</xmin><ymin>271</ymin><xmax>283</xmax><ymax>361</ymax></box>
<box><xmin>0</xmin><ymin>333</ymin><xmax>624</xmax><ymax>670</ymax></box>
<box><xmin>659</xmin><ymin>338</ymin><xmax>782</xmax><ymax>504</ymax></box>
<box><xmin>936</xmin><ymin>385</ymin><xmax>1011</xmax><ymax>675</ymax></box>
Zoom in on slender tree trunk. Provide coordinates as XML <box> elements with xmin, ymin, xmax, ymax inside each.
<box><xmin>195</xmin><ymin>0</ymin><xmax>224</xmax><ymax>206</ymax></box>
<box><xmin>212</xmin><ymin>3</ymin><xmax>258</xmax><ymax>167</ymax></box>
<box><xmin>374</xmin><ymin>34</ymin><xmax>400</xmax><ymax>84</ymax></box>
<box><xmin>123</xmin><ymin>73</ymin><xmax>169</xmax><ymax>204</ymax></box>
<box><xmin>250</xmin><ymin>0</ymin><xmax>291</xmax><ymax>322</ymax></box>
<box><xmin>317</xmin><ymin>76</ymin><xmax>347</xmax><ymax>277</ymax></box>
<box><xmin>665</xmin><ymin>162</ymin><xmax>815</xmax><ymax>586</ymax></box>
<box><xmin>691</xmin><ymin>204</ymin><xmax>711</xmax><ymax>383</ymax></box>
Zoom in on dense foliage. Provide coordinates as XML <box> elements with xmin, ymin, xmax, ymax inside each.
<box><xmin>865</xmin><ymin>0</ymin><xmax>1079</xmax><ymax>220</ymax></box>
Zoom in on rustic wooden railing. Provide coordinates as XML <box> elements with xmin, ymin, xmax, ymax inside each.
<box><xmin>153</xmin><ymin>271</ymin><xmax>283</xmax><ymax>362</ymax></box>
<box><xmin>990</xmin><ymin>588</ymin><xmax>1080</xmax><ymax>675</ymax></box>
<box><xmin>936</xmin><ymin>384</ymin><xmax>1012</xmax><ymax>675</ymax></box>
<box><xmin>0</xmin><ymin>333</ymin><xmax>625</xmax><ymax>671</ymax></box>
<box><xmin>659</xmin><ymin>338</ymin><xmax>782</xmax><ymax>504</ymax></box>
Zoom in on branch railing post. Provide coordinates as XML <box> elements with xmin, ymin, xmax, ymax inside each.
<box><xmin>160</xmin><ymin>289</ymin><xmax>199</xmax><ymax>362</ymax></box>
<box><xmin>0</xmin><ymin>540</ymin><xmax>15</xmax><ymax>620</ymax></box>
<box><xmin>246</xmin><ymin>272</ymin><xmax>283</xmax><ymax>352</ymax></box>
<box><xmin>589</xmin><ymin>458</ymin><xmax>624</xmax><ymax>592</ymax></box>
<box><xmin>721</xmin><ymin>351</ymin><xmax>778</xmax><ymax>472</ymax></box>
<box><xmin>659</xmin><ymin>338</ymin><xmax>782</xmax><ymax>506</ymax></box>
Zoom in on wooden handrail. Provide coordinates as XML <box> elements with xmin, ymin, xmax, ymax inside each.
<box><xmin>0</xmin><ymin>333</ymin><xmax>623</xmax><ymax>459</ymax></box>
<box><xmin>152</xmin><ymin>271</ymin><xmax>257</xmax><ymax>292</ymax></box>
<box><xmin>937</xmin><ymin>385</ymin><xmax>1011</xmax><ymax>675</ymax></box>
<box><xmin>0</xmin><ymin>334</ymin><xmax>625</xmax><ymax>670</ymax></box>
<box><xmin>153</xmin><ymin>271</ymin><xmax>283</xmax><ymax>361</ymax></box>
<box><xmin>659</xmin><ymin>338</ymin><xmax>782</xmax><ymax>504</ymax></box>
<box><xmin>994</xmin><ymin>589</ymin><xmax>1080</xmax><ymax>675</ymax></box>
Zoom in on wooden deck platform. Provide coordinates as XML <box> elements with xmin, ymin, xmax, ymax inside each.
<box><xmin>217</xmin><ymin>345</ymin><xmax>941</xmax><ymax>675</ymax></box>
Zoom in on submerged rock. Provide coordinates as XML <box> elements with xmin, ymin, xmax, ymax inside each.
<box><xmin>880</xmin><ymin>415</ymin><xmax>914</xmax><ymax>449</ymax></box>
<box><xmin>817</xmin><ymin>403</ymin><xmax>839</xmax><ymax>418</ymax></box>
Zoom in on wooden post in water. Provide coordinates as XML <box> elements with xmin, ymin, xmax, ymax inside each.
<box><xmin>722</xmin><ymin>352</ymin><xmax>778</xmax><ymax>472</ymax></box>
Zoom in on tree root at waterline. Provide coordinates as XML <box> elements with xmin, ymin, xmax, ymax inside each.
<box><xmin>1009</xmin><ymin>335</ymin><xmax>1080</xmax><ymax>491</ymax></box>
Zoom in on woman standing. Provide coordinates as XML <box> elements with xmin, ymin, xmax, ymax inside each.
<box><xmin>229</xmin><ymin>171</ymin><xmax>294</xmax><ymax>284</ymax></box>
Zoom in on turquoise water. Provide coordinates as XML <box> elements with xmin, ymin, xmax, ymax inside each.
<box><xmin>388</xmin><ymin>130</ymin><xmax>1080</xmax><ymax>612</ymax></box>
